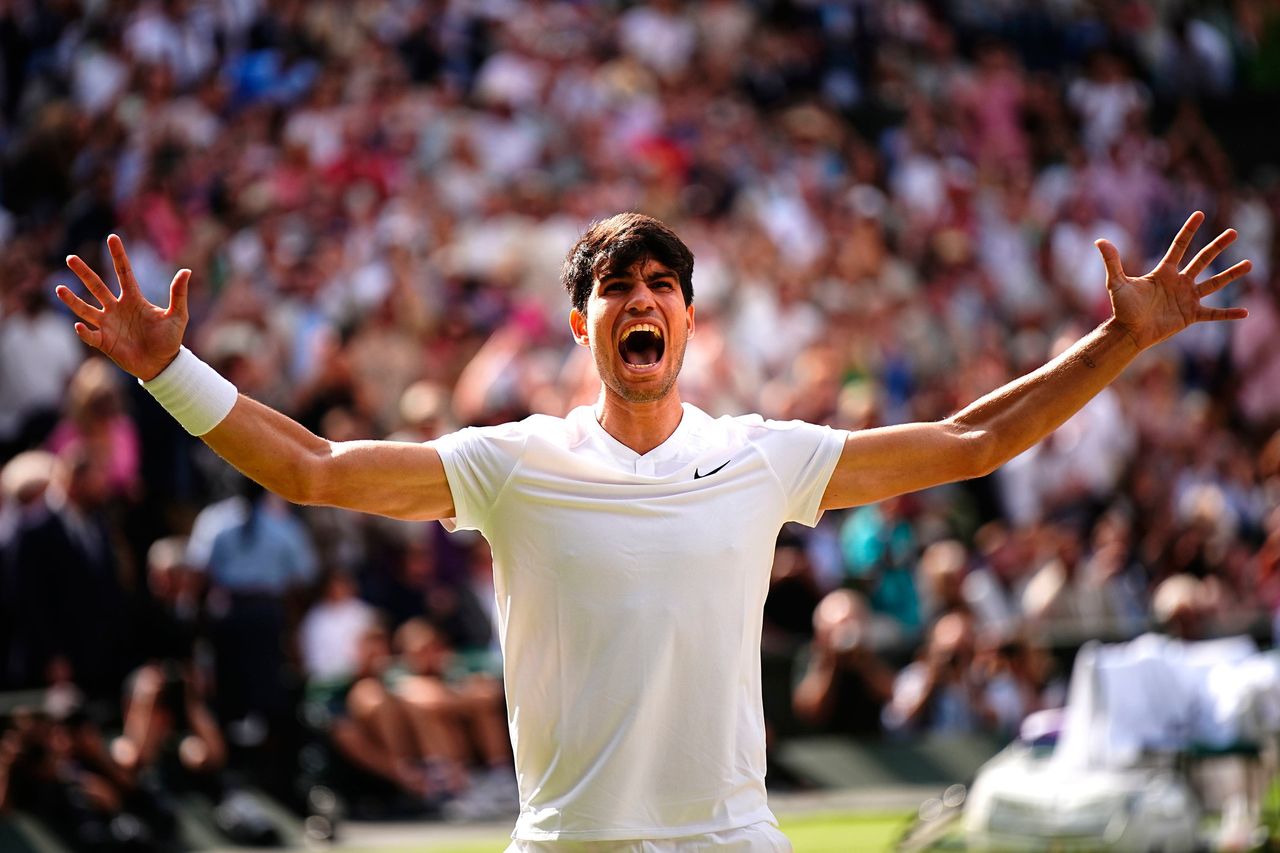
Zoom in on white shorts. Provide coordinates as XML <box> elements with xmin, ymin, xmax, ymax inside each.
<box><xmin>504</xmin><ymin>821</ymin><xmax>793</xmax><ymax>853</ymax></box>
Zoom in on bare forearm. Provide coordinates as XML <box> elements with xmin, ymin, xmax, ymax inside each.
<box><xmin>950</xmin><ymin>318</ymin><xmax>1140</xmax><ymax>476</ymax></box>
<box><xmin>201</xmin><ymin>395</ymin><xmax>330</xmax><ymax>504</ymax></box>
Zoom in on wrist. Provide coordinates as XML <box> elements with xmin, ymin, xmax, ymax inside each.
<box><xmin>140</xmin><ymin>346</ymin><xmax>239</xmax><ymax>436</ymax></box>
<box><xmin>1102</xmin><ymin>317</ymin><xmax>1144</xmax><ymax>354</ymax></box>
<box><xmin>139</xmin><ymin>351</ymin><xmax>181</xmax><ymax>383</ymax></box>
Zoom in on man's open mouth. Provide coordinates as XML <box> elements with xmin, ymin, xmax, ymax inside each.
<box><xmin>618</xmin><ymin>323</ymin><xmax>665</xmax><ymax>368</ymax></box>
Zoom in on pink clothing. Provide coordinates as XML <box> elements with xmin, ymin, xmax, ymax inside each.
<box><xmin>47</xmin><ymin>416</ymin><xmax>142</xmax><ymax>498</ymax></box>
<box><xmin>1231</xmin><ymin>293</ymin><xmax>1280</xmax><ymax>428</ymax></box>
<box><xmin>965</xmin><ymin>72</ymin><xmax>1027</xmax><ymax>167</ymax></box>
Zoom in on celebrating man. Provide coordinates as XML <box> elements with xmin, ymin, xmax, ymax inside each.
<box><xmin>57</xmin><ymin>210</ymin><xmax>1247</xmax><ymax>851</ymax></box>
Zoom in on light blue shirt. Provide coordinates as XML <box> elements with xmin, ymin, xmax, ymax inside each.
<box><xmin>207</xmin><ymin>506</ymin><xmax>317</xmax><ymax>594</ymax></box>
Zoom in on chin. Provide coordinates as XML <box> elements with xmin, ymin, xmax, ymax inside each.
<box><xmin>611</xmin><ymin>380</ymin><xmax>677</xmax><ymax>405</ymax></box>
<box><xmin>603</xmin><ymin>368</ymin><xmax>680</xmax><ymax>404</ymax></box>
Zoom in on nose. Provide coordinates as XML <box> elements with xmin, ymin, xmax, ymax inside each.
<box><xmin>625</xmin><ymin>283</ymin><xmax>657</xmax><ymax>313</ymax></box>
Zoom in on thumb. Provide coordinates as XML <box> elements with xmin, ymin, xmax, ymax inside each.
<box><xmin>1095</xmin><ymin>239</ymin><xmax>1126</xmax><ymax>289</ymax></box>
<box><xmin>167</xmin><ymin>269</ymin><xmax>191</xmax><ymax>323</ymax></box>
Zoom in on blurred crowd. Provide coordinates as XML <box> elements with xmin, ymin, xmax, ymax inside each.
<box><xmin>3</xmin><ymin>0</ymin><xmax>1280</xmax><ymax>845</ymax></box>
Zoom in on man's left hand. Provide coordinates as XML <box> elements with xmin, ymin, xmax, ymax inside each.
<box><xmin>1097</xmin><ymin>210</ymin><xmax>1250</xmax><ymax>351</ymax></box>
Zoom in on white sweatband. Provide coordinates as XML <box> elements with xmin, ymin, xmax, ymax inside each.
<box><xmin>140</xmin><ymin>346</ymin><xmax>239</xmax><ymax>436</ymax></box>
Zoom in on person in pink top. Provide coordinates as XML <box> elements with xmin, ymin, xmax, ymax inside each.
<box><xmin>46</xmin><ymin>357</ymin><xmax>141</xmax><ymax>501</ymax></box>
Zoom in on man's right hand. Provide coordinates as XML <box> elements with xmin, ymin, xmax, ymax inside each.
<box><xmin>56</xmin><ymin>234</ymin><xmax>190</xmax><ymax>381</ymax></box>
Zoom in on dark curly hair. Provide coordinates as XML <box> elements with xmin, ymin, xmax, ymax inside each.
<box><xmin>561</xmin><ymin>213</ymin><xmax>694</xmax><ymax>315</ymax></box>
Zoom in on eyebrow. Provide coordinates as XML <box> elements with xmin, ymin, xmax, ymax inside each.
<box><xmin>600</xmin><ymin>270</ymin><xmax>678</xmax><ymax>284</ymax></box>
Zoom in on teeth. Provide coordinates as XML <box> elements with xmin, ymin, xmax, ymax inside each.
<box><xmin>621</xmin><ymin>323</ymin><xmax>662</xmax><ymax>341</ymax></box>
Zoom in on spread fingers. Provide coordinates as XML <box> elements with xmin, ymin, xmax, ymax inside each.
<box><xmin>55</xmin><ymin>284</ymin><xmax>106</xmax><ymax>324</ymax></box>
<box><xmin>107</xmin><ymin>234</ymin><xmax>142</xmax><ymax>298</ymax></box>
<box><xmin>1194</xmin><ymin>259</ymin><xmax>1251</xmax><ymax>299</ymax></box>
<box><xmin>1182</xmin><ymin>229</ymin><xmax>1236</xmax><ymax>279</ymax></box>
<box><xmin>66</xmin><ymin>255</ymin><xmax>118</xmax><ymax>305</ymax></box>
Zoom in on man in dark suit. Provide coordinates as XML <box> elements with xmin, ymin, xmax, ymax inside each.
<box><xmin>3</xmin><ymin>445</ymin><xmax>130</xmax><ymax>697</ymax></box>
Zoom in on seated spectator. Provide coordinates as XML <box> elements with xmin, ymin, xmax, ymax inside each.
<box><xmin>883</xmin><ymin>612</ymin><xmax>996</xmax><ymax>735</ymax></box>
<box><xmin>1</xmin><ymin>688</ymin><xmax>173</xmax><ymax>849</ymax></box>
<box><xmin>361</xmin><ymin>533</ymin><xmax>494</xmax><ymax>652</ymax></box>
<box><xmin>298</xmin><ymin>569</ymin><xmax>432</xmax><ymax>804</ymax></box>
<box><xmin>1075</xmin><ymin>509</ymin><xmax>1149</xmax><ymax>638</ymax></box>
<box><xmin>299</xmin><ymin>568</ymin><xmax>380</xmax><ymax>684</ymax></box>
<box><xmin>112</xmin><ymin>537</ymin><xmax>280</xmax><ymax>845</ymax></box>
<box><xmin>973</xmin><ymin>630</ymin><xmax>1063</xmax><ymax>736</ymax></box>
<box><xmin>389</xmin><ymin>618</ymin><xmax>517</xmax><ymax>819</ymax></box>
<box><xmin>112</xmin><ymin>538</ymin><xmax>224</xmax><ymax>789</ymax></box>
<box><xmin>385</xmin><ymin>380</ymin><xmax>455</xmax><ymax>443</ymax></box>
<box><xmin>792</xmin><ymin>590</ymin><xmax>895</xmax><ymax>736</ymax></box>
<box><xmin>313</xmin><ymin>623</ymin><xmax>436</xmax><ymax>802</ymax></box>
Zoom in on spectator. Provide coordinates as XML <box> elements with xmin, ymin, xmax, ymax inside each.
<box><xmin>3</xmin><ymin>447</ymin><xmax>131</xmax><ymax>697</ymax></box>
<box><xmin>839</xmin><ymin>496</ymin><xmax>922</xmax><ymax>640</ymax></box>
<box><xmin>45</xmin><ymin>357</ymin><xmax>142</xmax><ymax>501</ymax></box>
<box><xmin>1232</xmin><ymin>274</ymin><xmax>1280</xmax><ymax>436</ymax></box>
<box><xmin>0</xmin><ymin>699</ymin><xmax>166</xmax><ymax>850</ymax></box>
<box><xmin>388</xmin><ymin>619</ymin><xmax>516</xmax><ymax>819</ymax></box>
<box><xmin>0</xmin><ymin>246</ymin><xmax>82</xmax><ymax>459</ymax></box>
<box><xmin>793</xmin><ymin>590</ymin><xmax>895</xmax><ymax>736</ymax></box>
<box><xmin>310</xmin><ymin>622</ymin><xmax>438</xmax><ymax>802</ymax></box>
<box><xmin>300</xmin><ymin>569</ymin><xmax>380</xmax><ymax>684</ymax></box>
<box><xmin>962</xmin><ymin>521</ymin><xmax>1033</xmax><ymax>636</ymax></box>
<box><xmin>205</xmin><ymin>479</ymin><xmax>317</xmax><ymax>732</ymax></box>
<box><xmin>884</xmin><ymin>612</ymin><xmax>995</xmax><ymax>735</ymax></box>
<box><xmin>112</xmin><ymin>538</ymin><xmax>225</xmax><ymax>796</ymax></box>
<box><xmin>918</xmin><ymin>539</ymin><xmax>971</xmax><ymax>623</ymax></box>
<box><xmin>973</xmin><ymin>632</ymin><xmax>1062</xmax><ymax>736</ymax></box>
<box><xmin>1152</xmin><ymin>574</ymin><xmax>1213</xmax><ymax>641</ymax></box>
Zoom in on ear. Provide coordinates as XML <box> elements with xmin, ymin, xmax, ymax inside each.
<box><xmin>686</xmin><ymin>303</ymin><xmax>696</xmax><ymax>338</ymax></box>
<box><xmin>569</xmin><ymin>308</ymin><xmax>589</xmax><ymax>346</ymax></box>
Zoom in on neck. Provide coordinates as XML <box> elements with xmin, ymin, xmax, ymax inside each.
<box><xmin>595</xmin><ymin>388</ymin><xmax>685</xmax><ymax>455</ymax></box>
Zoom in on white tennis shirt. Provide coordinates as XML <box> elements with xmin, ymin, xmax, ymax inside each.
<box><xmin>434</xmin><ymin>403</ymin><xmax>845</xmax><ymax>841</ymax></box>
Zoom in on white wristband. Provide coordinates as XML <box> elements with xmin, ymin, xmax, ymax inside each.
<box><xmin>139</xmin><ymin>346</ymin><xmax>239</xmax><ymax>436</ymax></box>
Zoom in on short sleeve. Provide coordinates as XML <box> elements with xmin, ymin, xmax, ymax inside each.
<box><xmin>431</xmin><ymin>422</ymin><xmax>528</xmax><ymax>532</ymax></box>
<box><xmin>753</xmin><ymin>419</ymin><xmax>846</xmax><ymax>527</ymax></box>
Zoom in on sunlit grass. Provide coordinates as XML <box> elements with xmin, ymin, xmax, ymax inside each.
<box><xmin>349</xmin><ymin>811</ymin><xmax>916</xmax><ymax>852</ymax></box>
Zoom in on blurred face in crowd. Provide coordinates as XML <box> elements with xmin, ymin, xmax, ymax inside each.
<box><xmin>397</xmin><ymin>622</ymin><xmax>452</xmax><ymax>677</ymax></box>
<box><xmin>355</xmin><ymin>627</ymin><xmax>392</xmax><ymax>676</ymax></box>
<box><xmin>927</xmin><ymin>612</ymin><xmax>976</xmax><ymax>676</ymax></box>
<box><xmin>813</xmin><ymin>589</ymin><xmax>871</xmax><ymax>656</ymax></box>
<box><xmin>570</xmin><ymin>256</ymin><xmax>695</xmax><ymax>406</ymax></box>
<box><xmin>60</xmin><ymin>451</ymin><xmax>110</xmax><ymax>511</ymax></box>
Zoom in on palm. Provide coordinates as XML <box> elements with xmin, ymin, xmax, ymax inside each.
<box><xmin>1097</xmin><ymin>211</ymin><xmax>1250</xmax><ymax>351</ymax></box>
<box><xmin>57</xmin><ymin>235</ymin><xmax>191</xmax><ymax>381</ymax></box>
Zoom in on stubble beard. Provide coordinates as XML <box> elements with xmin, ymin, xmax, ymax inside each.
<box><xmin>597</xmin><ymin>341</ymin><xmax>687</xmax><ymax>405</ymax></box>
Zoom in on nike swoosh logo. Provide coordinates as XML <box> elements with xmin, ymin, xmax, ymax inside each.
<box><xmin>694</xmin><ymin>460</ymin><xmax>730</xmax><ymax>480</ymax></box>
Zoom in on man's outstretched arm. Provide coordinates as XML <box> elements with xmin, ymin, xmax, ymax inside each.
<box><xmin>56</xmin><ymin>235</ymin><xmax>455</xmax><ymax>522</ymax></box>
<box><xmin>820</xmin><ymin>211</ymin><xmax>1250</xmax><ymax>511</ymax></box>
